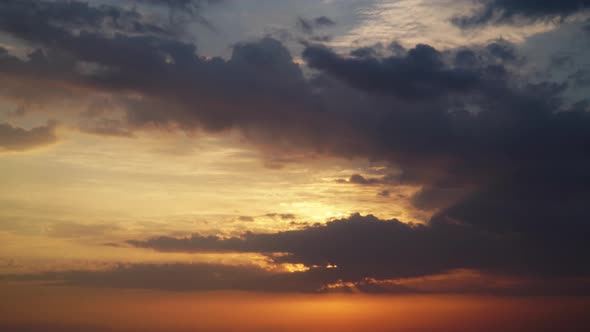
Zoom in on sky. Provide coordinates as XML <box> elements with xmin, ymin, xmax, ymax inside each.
<box><xmin>1</xmin><ymin>0</ymin><xmax>590</xmax><ymax>331</ymax></box>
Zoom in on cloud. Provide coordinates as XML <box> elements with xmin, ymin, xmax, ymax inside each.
<box><xmin>377</xmin><ymin>190</ymin><xmax>390</xmax><ymax>197</ymax></box>
<box><xmin>570</xmin><ymin>69</ymin><xmax>590</xmax><ymax>87</ymax></box>
<box><xmin>4</xmin><ymin>248</ymin><xmax>589</xmax><ymax>296</ymax></box>
<box><xmin>1</xmin><ymin>1</ymin><xmax>588</xmax><ymax>209</ymax></box>
<box><xmin>0</xmin><ymin>262</ymin><xmax>336</xmax><ymax>293</ymax></box>
<box><xmin>0</xmin><ymin>0</ymin><xmax>171</xmax><ymax>38</ymax></box>
<box><xmin>314</xmin><ymin>16</ymin><xmax>336</xmax><ymax>27</ymax></box>
<box><xmin>3</xmin><ymin>1</ymin><xmax>583</xmax><ymax>187</ymax></box>
<box><xmin>301</xmin><ymin>41</ymin><xmax>590</xmax><ymax>223</ymax></box>
<box><xmin>410</xmin><ymin>186</ymin><xmax>469</xmax><ymax>211</ymax></box>
<box><xmin>4</xmin><ymin>212</ymin><xmax>586</xmax><ymax>295</ymax></box>
<box><xmin>297</xmin><ymin>17</ymin><xmax>315</xmax><ymax>35</ymax></box>
<box><xmin>454</xmin><ymin>0</ymin><xmax>590</xmax><ymax>27</ymax></box>
<box><xmin>297</xmin><ymin>16</ymin><xmax>336</xmax><ymax>35</ymax></box>
<box><xmin>432</xmin><ymin>168</ymin><xmax>590</xmax><ymax>245</ymax></box>
<box><xmin>486</xmin><ymin>40</ymin><xmax>518</xmax><ymax>62</ymax></box>
<box><xmin>266</xmin><ymin>213</ymin><xmax>297</xmax><ymax>220</ymax></box>
<box><xmin>0</xmin><ymin>0</ymin><xmax>590</xmax><ymax>294</ymax></box>
<box><xmin>128</xmin><ymin>213</ymin><xmax>590</xmax><ymax>282</ymax></box>
<box><xmin>337</xmin><ymin>174</ymin><xmax>398</xmax><ymax>186</ymax></box>
<box><xmin>0</xmin><ymin>122</ymin><xmax>58</xmax><ymax>152</ymax></box>
<box><xmin>303</xmin><ymin>43</ymin><xmax>483</xmax><ymax>100</ymax></box>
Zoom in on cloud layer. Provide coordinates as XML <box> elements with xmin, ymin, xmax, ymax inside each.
<box><xmin>5</xmin><ymin>213</ymin><xmax>590</xmax><ymax>294</ymax></box>
<box><xmin>128</xmin><ymin>213</ymin><xmax>590</xmax><ymax>281</ymax></box>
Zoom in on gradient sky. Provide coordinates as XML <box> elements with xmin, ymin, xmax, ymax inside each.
<box><xmin>1</xmin><ymin>0</ymin><xmax>590</xmax><ymax>331</ymax></box>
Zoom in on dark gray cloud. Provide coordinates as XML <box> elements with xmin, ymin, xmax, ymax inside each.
<box><xmin>0</xmin><ymin>3</ymin><xmax>586</xmax><ymax>197</ymax></box>
<box><xmin>349</xmin><ymin>46</ymin><xmax>379</xmax><ymax>58</ymax></box>
<box><xmin>454</xmin><ymin>0</ymin><xmax>590</xmax><ymax>27</ymax></box>
<box><xmin>0</xmin><ymin>0</ymin><xmax>171</xmax><ymax>37</ymax></box>
<box><xmin>297</xmin><ymin>17</ymin><xmax>314</xmax><ymax>35</ymax></box>
<box><xmin>128</xmin><ymin>213</ymin><xmax>590</xmax><ymax>284</ymax></box>
<box><xmin>1</xmin><ymin>2</ymin><xmax>587</xmax><ymax>228</ymax></box>
<box><xmin>410</xmin><ymin>186</ymin><xmax>468</xmax><ymax>211</ymax></box>
<box><xmin>301</xmin><ymin>42</ymin><xmax>590</xmax><ymax>243</ymax></box>
<box><xmin>0</xmin><ymin>1</ymin><xmax>366</xmax><ymax>162</ymax></box>
<box><xmin>314</xmin><ymin>16</ymin><xmax>335</xmax><ymax>27</ymax></box>
<box><xmin>486</xmin><ymin>40</ymin><xmax>518</xmax><ymax>62</ymax></box>
<box><xmin>570</xmin><ymin>69</ymin><xmax>590</xmax><ymax>87</ymax></box>
<box><xmin>0</xmin><ymin>3</ymin><xmax>585</xmax><ymax>191</ymax></box>
<box><xmin>303</xmin><ymin>43</ymin><xmax>483</xmax><ymax>100</ymax></box>
<box><xmin>432</xmin><ymin>168</ymin><xmax>590</xmax><ymax>248</ymax></box>
<box><xmin>0</xmin><ymin>122</ymin><xmax>58</xmax><ymax>152</ymax></box>
<box><xmin>296</xmin><ymin>16</ymin><xmax>336</xmax><ymax>35</ymax></box>
<box><xmin>0</xmin><ymin>1</ymin><xmax>321</xmax><ymax>135</ymax></box>
<box><xmin>5</xmin><ymin>0</ymin><xmax>575</xmax><ymax>184</ymax></box>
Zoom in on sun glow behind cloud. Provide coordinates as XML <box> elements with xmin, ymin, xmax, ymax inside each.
<box><xmin>0</xmin><ymin>127</ymin><xmax>427</xmax><ymax>273</ymax></box>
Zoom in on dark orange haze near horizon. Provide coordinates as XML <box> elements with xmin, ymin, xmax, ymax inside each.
<box><xmin>2</xmin><ymin>284</ymin><xmax>590</xmax><ymax>332</ymax></box>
